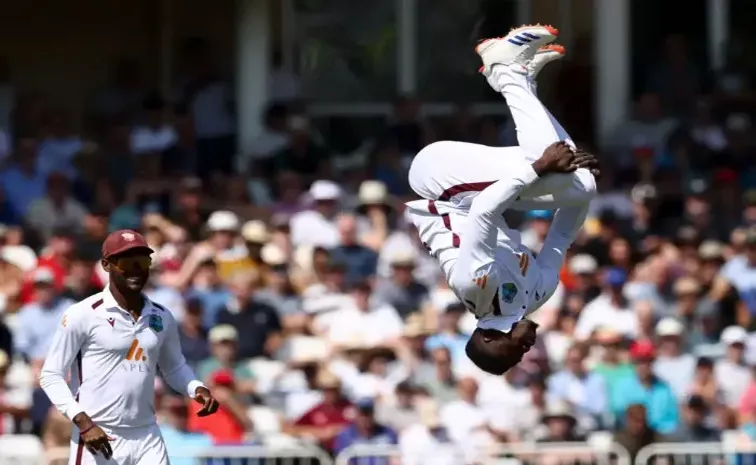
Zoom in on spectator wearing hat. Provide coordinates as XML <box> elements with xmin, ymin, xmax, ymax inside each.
<box><xmin>290</xmin><ymin>180</ymin><xmax>341</xmax><ymax>248</ymax></box>
<box><xmin>356</xmin><ymin>180</ymin><xmax>397</xmax><ymax>251</ymax></box>
<box><xmin>186</xmin><ymin>368</ymin><xmax>252</xmax><ymax>445</ymax></box>
<box><xmin>287</xmin><ymin>369</ymin><xmax>353</xmax><ymax>453</ymax></box>
<box><xmin>14</xmin><ymin>267</ymin><xmax>73</xmax><ymax>374</ymax></box>
<box><xmin>592</xmin><ymin>328</ymin><xmax>634</xmax><ymax>389</ymax></box>
<box><xmin>196</xmin><ymin>325</ymin><xmax>255</xmax><ymax>397</ymax></box>
<box><xmin>547</xmin><ymin>342</ymin><xmax>607</xmax><ymax>431</ymax></box>
<box><xmin>255</xmin><ymin>243</ymin><xmax>302</xmax><ymax>326</ymax></box>
<box><xmin>373</xmin><ymin>250</ymin><xmax>429</xmax><ymax>320</ymax></box>
<box><xmin>565</xmin><ymin>254</ymin><xmax>601</xmax><ymax>301</ymax></box>
<box><xmin>653</xmin><ymin>317</ymin><xmax>695</xmax><ymax>400</ymax></box>
<box><xmin>538</xmin><ymin>401</ymin><xmax>584</xmax><ymax>443</ymax></box>
<box><xmin>669</xmin><ymin>277</ymin><xmax>717</xmax><ymax>347</ymax></box>
<box><xmin>610</xmin><ymin>341</ymin><xmax>679</xmax><ymax>434</ymax></box>
<box><xmin>575</xmin><ymin>267</ymin><xmax>637</xmax><ymax>341</ymax></box>
<box><xmin>715</xmin><ymin>326</ymin><xmax>751</xmax><ymax>407</ymax></box>
<box><xmin>333</xmin><ymin>398</ymin><xmax>398</xmax><ymax>460</ymax></box>
<box><xmin>215</xmin><ymin>273</ymin><xmax>282</xmax><ymax>360</ymax></box>
<box><xmin>330</xmin><ymin>213</ymin><xmax>378</xmax><ymax>285</ymax></box>
<box><xmin>240</xmin><ymin>219</ymin><xmax>269</xmax><ymax>264</ymax></box>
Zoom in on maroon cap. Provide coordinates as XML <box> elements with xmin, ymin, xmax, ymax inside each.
<box><xmin>101</xmin><ymin>229</ymin><xmax>154</xmax><ymax>259</ymax></box>
<box><xmin>629</xmin><ymin>340</ymin><xmax>656</xmax><ymax>361</ymax></box>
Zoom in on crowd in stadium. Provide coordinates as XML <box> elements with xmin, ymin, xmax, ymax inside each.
<box><xmin>2</xmin><ymin>32</ymin><xmax>756</xmax><ymax>463</ymax></box>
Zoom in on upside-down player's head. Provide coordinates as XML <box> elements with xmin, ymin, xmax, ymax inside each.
<box><xmin>465</xmin><ymin>319</ymin><xmax>538</xmax><ymax>375</ymax></box>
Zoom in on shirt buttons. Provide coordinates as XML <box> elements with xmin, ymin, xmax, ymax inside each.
<box><xmin>522</xmin><ymin>306</ymin><xmax>526</xmax><ymax>309</ymax></box>
<box><xmin>525</xmin><ymin>291</ymin><xmax>529</xmax><ymax>294</ymax></box>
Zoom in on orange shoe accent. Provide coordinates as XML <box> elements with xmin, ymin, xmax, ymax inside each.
<box><xmin>539</xmin><ymin>44</ymin><xmax>566</xmax><ymax>54</ymax></box>
<box><xmin>509</xmin><ymin>23</ymin><xmax>560</xmax><ymax>36</ymax></box>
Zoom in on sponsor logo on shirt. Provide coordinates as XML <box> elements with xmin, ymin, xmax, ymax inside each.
<box><xmin>500</xmin><ymin>283</ymin><xmax>518</xmax><ymax>304</ymax></box>
<box><xmin>472</xmin><ymin>271</ymin><xmax>488</xmax><ymax>289</ymax></box>
<box><xmin>123</xmin><ymin>339</ymin><xmax>150</xmax><ymax>373</ymax></box>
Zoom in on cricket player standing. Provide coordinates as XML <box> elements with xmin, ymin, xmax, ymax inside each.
<box><xmin>40</xmin><ymin>230</ymin><xmax>220</xmax><ymax>465</ymax></box>
<box><xmin>406</xmin><ymin>24</ymin><xmax>599</xmax><ymax>375</ymax></box>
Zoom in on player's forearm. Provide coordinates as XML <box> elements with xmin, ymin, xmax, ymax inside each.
<box><xmin>537</xmin><ymin>205</ymin><xmax>588</xmax><ymax>271</ymax></box>
<box><xmin>162</xmin><ymin>363</ymin><xmax>205</xmax><ymax>398</ymax></box>
<box><xmin>470</xmin><ymin>164</ymin><xmax>540</xmax><ymax>219</ymax></box>
<box><xmin>38</xmin><ymin>371</ymin><xmax>85</xmax><ymax>421</ymax></box>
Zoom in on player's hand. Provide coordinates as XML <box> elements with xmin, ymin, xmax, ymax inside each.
<box><xmin>80</xmin><ymin>424</ymin><xmax>113</xmax><ymax>459</ymax></box>
<box><xmin>194</xmin><ymin>386</ymin><xmax>220</xmax><ymax>417</ymax></box>
<box><xmin>532</xmin><ymin>141</ymin><xmax>577</xmax><ymax>175</ymax></box>
<box><xmin>573</xmin><ymin>147</ymin><xmax>601</xmax><ymax>178</ymax></box>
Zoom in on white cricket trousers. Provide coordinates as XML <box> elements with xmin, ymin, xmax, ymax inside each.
<box><xmin>409</xmin><ymin>65</ymin><xmax>595</xmax><ymax>209</ymax></box>
<box><xmin>69</xmin><ymin>424</ymin><xmax>169</xmax><ymax>465</ymax></box>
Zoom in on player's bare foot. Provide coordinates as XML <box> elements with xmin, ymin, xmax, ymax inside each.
<box><xmin>528</xmin><ymin>44</ymin><xmax>565</xmax><ymax>79</ymax></box>
<box><xmin>475</xmin><ymin>24</ymin><xmax>558</xmax><ymax>76</ymax></box>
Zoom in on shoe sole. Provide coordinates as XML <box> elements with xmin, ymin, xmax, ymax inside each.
<box><xmin>474</xmin><ymin>24</ymin><xmax>559</xmax><ymax>54</ymax></box>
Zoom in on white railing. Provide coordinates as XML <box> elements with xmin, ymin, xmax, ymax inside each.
<box><xmin>634</xmin><ymin>441</ymin><xmax>756</xmax><ymax>465</ymax></box>
<box><xmin>335</xmin><ymin>441</ymin><xmax>632</xmax><ymax>465</ymax></box>
<box><xmin>9</xmin><ymin>445</ymin><xmax>334</xmax><ymax>465</ymax></box>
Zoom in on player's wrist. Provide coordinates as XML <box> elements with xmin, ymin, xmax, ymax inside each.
<box><xmin>72</xmin><ymin>412</ymin><xmax>94</xmax><ymax>430</ymax></box>
<box><xmin>531</xmin><ymin>160</ymin><xmax>548</xmax><ymax>177</ymax></box>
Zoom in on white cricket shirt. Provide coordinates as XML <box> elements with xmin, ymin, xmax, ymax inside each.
<box><xmin>39</xmin><ymin>288</ymin><xmax>204</xmax><ymax>429</ymax></box>
<box><xmin>407</xmin><ymin>164</ymin><xmax>588</xmax><ymax>333</ymax></box>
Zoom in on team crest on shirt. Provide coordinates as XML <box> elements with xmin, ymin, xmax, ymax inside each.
<box><xmin>500</xmin><ymin>283</ymin><xmax>518</xmax><ymax>304</ymax></box>
<box><xmin>122</xmin><ymin>232</ymin><xmax>136</xmax><ymax>241</ymax></box>
<box><xmin>149</xmin><ymin>314</ymin><xmax>163</xmax><ymax>333</ymax></box>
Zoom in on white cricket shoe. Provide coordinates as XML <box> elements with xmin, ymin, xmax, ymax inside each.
<box><xmin>528</xmin><ymin>44</ymin><xmax>565</xmax><ymax>79</ymax></box>
<box><xmin>475</xmin><ymin>24</ymin><xmax>559</xmax><ymax>76</ymax></box>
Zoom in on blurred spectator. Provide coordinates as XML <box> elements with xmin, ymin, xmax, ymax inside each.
<box><xmin>715</xmin><ymin>326</ymin><xmax>752</xmax><ymax>406</ymax></box>
<box><xmin>13</xmin><ymin>268</ymin><xmax>73</xmax><ymax>373</ymax></box>
<box><xmin>186</xmin><ymin>258</ymin><xmax>231</xmax><ymax>329</ymax></box>
<box><xmin>331</xmin><ymin>213</ymin><xmax>378</xmax><ymax>284</ymax></box>
<box><xmin>713</xmin><ymin>228</ymin><xmax>756</xmax><ymax>320</ymax></box>
<box><xmin>613</xmin><ymin>404</ymin><xmax>669</xmax><ymax>461</ymax></box>
<box><xmin>653</xmin><ymin>317</ymin><xmax>695</xmax><ymax>400</ymax></box>
<box><xmin>610</xmin><ymin>340</ymin><xmax>679</xmax><ymax>433</ymax></box>
<box><xmin>439</xmin><ymin>377</ymin><xmax>485</xmax><ymax>444</ymax></box>
<box><xmin>375</xmin><ymin>381</ymin><xmax>420</xmax><ymax>432</ymax></box>
<box><xmin>575</xmin><ymin>267</ymin><xmax>637</xmax><ymax>340</ymax></box>
<box><xmin>333</xmin><ymin>398</ymin><xmax>398</xmax><ymax>461</ymax></box>
<box><xmin>197</xmin><ymin>325</ymin><xmax>256</xmax><ymax>396</ymax></box>
<box><xmin>547</xmin><ymin>342</ymin><xmax>606</xmax><ymax>431</ymax></box>
<box><xmin>399</xmin><ymin>398</ymin><xmax>457</xmax><ymax>465</ymax></box>
<box><xmin>688</xmin><ymin>357</ymin><xmax>721</xmax><ymax>407</ymax></box>
<box><xmin>0</xmin><ymin>350</ymin><xmax>31</xmax><ymax>434</ymax></box>
<box><xmin>290</xmin><ymin>180</ymin><xmax>341</xmax><ymax>248</ymax></box>
<box><xmin>158</xmin><ymin>395</ymin><xmax>213</xmax><ymax>465</ymax></box>
<box><xmin>215</xmin><ymin>274</ymin><xmax>282</xmax><ymax>360</ymax></box>
<box><xmin>537</xmin><ymin>401</ymin><xmax>584</xmax><ymax>443</ymax></box>
<box><xmin>606</xmin><ymin>93</ymin><xmax>676</xmax><ymax>173</ymax></box>
<box><xmin>177</xmin><ymin>298</ymin><xmax>209</xmax><ymax>369</ymax></box>
<box><xmin>241</xmin><ymin>103</ymin><xmax>289</xmax><ymax>171</ymax></box>
<box><xmin>287</xmin><ymin>370</ymin><xmax>353</xmax><ymax>453</ymax></box>
<box><xmin>675</xmin><ymin>395</ymin><xmax>721</xmax><ymax>441</ymax></box>
<box><xmin>0</xmin><ymin>136</ymin><xmax>46</xmax><ymax>218</ymax></box>
<box><xmin>374</xmin><ymin>251</ymin><xmax>429</xmax><ymax>320</ymax></box>
<box><xmin>274</xmin><ymin>114</ymin><xmax>329</xmax><ymax>180</ymax></box>
<box><xmin>325</xmin><ymin>280</ymin><xmax>403</xmax><ymax>349</ymax></box>
<box><xmin>424</xmin><ymin>302</ymin><xmax>467</xmax><ymax>366</ymax></box>
<box><xmin>26</xmin><ymin>173</ymin><xmax>88</xmax><ymax>242</ymax></box>
<box><xmin>186</xmin><ymin>368</ymin><xmax>252</xmax><ymax>444</ymax></box>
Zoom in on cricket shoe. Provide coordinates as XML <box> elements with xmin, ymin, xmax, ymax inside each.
<box><xmin>475</xmin><ymin>24</ymin><xmax>559</xmax><ymax>76</ymax></box>
<box><xmin>528</xmin><ymin>44</ymin><xmax>565</xmax><ymax>79</ymax></box>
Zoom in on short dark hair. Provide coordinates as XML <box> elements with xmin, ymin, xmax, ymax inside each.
<box><xmin>465</xmin><ymin>329</ymin><xmax>510</xmax><ymax>375</ymax></box>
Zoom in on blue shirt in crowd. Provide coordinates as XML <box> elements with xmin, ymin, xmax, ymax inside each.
<box><xmin>425</xmin><ymin>333</ymin><xmax>468</xmax><ymax>364</ymax></box>
<box><xmin>187</xmin><ymin>287</ymin><xmax>232</xmax><ymax>329</ymax></box>
<box><xmin>610</xmin><ymin>374</ymin><xmax>680</xmax><ymax>434</ymax></box>
<box><xmin>330</xmin><ymin>245</ymin><xmax>378</xmax><ymax>284</ymax></box>
<box><xmin>159</xmin><ymin>424</ymin><xmax>214</xmax><ymax>465</ymax></box>
<box><xmin>0</xmin><ymin>166</ymin><xmax>47</xmax><ymax>217</ymax></box>
<box><xmin>547</xmin><ymin>370</ymin><xmax>608</xmax><ymax>420</ymax></box>
<box><xmin>333</xmin><ymin>424</ymin><xmax>398</xmax><ymax>465</ymax></box>
<box><xmin>721</xmin><ymin>256</ymin><xmax>756</xmax><ymax>315</ymax></box>
<box><xmin>14</xmin><ymin>297</ymin><xmax>73</xmax><ymax>361</ymax></box>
